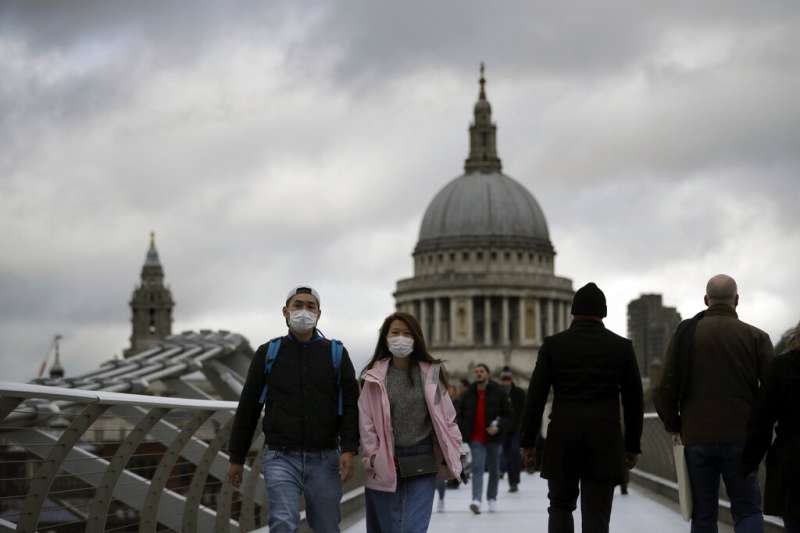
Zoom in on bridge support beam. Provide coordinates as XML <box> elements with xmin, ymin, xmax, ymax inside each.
<box><xmin>183</xmin><ymin>414</ymin><xmax>235</xmax><ymax>533</ymax></box>
<box><xmin>139</xmin><ymin>410</ymin><xmax>214</xmax><ymax>533</ymax></box>
<box><xmin>86</xmin><ymin>406</ymin><xmax>169</xmax><ymax>533</ymax></box>
<box><xmin>19</xmin><ymin>403</ymin><xmax>109</xmax><ymax>533</ymax></box>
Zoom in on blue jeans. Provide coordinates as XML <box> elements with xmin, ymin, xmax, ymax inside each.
<box><xmin>261</xmin><ymin>447</ymin><xmax>342</xmax><ymax>533</ymax></box>
<box><xmin>366</xmin><ymin>475</ymin><xmax>436</xmax><ymax>533</ymax></box>
<box><xmin>470</xmin><ymin>441</ymin><xmax>500</xmax><ymax>502</ymax></box>
<box><xmin>685</xmin><ymin>443</ymin><xmax>763</xmax><ymax>533</ymax></box>
<box><xmin>365</xmin><ymin>440</ymin><xmax>436</xmax><ymax>533</ymax></box>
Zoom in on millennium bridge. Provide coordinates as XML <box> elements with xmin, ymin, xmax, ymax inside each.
<box><xmin>0</xmin><ymin>331</ymin><xmax>785</xmax><ymax>532</ymax></box>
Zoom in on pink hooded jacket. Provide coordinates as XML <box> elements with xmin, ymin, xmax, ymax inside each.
<box><xmin>358</xmin><ymin>359</ymin><xmax>463</xmax><ymax>492</ymax></box>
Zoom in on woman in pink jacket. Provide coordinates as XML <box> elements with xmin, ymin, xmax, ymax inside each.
<box><xmin>359</xmin><ymin>312</ymin><xmax>464</xmax><ymax>533</ymax></box>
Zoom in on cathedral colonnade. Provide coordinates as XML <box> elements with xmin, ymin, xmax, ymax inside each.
<box><xmin>396</xmin><ymin>293</ymin><xmax>573</xmax><ymax>349</ymax></box>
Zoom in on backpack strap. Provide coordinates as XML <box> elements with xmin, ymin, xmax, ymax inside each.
<box><xmin>330</xmin><ymin>340</ymin><xmax>344</xmax><ymax>416</ymax></box>
<box><xmin>258</xmin><ymin>337</ymin><xmax>283</xmax><ymax>404</ymax></box>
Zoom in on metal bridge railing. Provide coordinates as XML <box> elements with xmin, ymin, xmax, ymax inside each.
<box><xmin>0</xmin><ymin>381</ymin><xmax>268</xmax><ymax>533</ymax></box>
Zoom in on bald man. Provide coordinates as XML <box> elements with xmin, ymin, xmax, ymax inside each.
<box><xmin>655</xmin><ymin>274</ymin><xmax>773</xmax><ymax>533</ymax></box>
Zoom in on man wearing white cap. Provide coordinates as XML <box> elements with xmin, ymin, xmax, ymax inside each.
<box><xmin>228</xmin><ymin>286</ymin><xmax>359</xmax><ymax>533</ymax></box>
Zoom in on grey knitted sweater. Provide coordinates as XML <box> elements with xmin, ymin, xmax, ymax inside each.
<box><xmin>385</xmin><ymin>363</ymin><xmax>432</xmax><ymax>448</ymax></box>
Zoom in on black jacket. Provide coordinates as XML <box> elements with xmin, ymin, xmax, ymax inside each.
<box><xmin>506</xmin><ymin>384</ymin><xmax>526</xmax><ymax>434</ymax></box>
<box><xmin>228</xmin><ymin>331</ymin><xmax>359</xmax><ymax>464</ymax></box>
<box><xmin>742</xmin><ymin>350</ymin><xmax>800</xmax><ymax>519</ymax></box>
<box><xmin>521</xmin><ymin>320</ymin><xmax>644</xmax><ymax>483</ymax></box>
<box><xmin>458</xmin><ymin>381</ymin><xmax>512</xmax><ymax>443</ymax></box>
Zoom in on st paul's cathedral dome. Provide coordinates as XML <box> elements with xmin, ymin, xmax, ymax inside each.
<box><xmin>394</xmin><ymin>65</ymin><xmax>574</xmax><ymax>380</ymax></box>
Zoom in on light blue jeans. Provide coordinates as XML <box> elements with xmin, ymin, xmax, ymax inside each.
<box><xmin>365</xmin><ymin>439</ymin><xmax>437</xmax><ymax>533</ymax></box>
<box><xmin>469</xmin><ymin>441</ymin><xmax>500</xmax><ymax>502</ymax></box>
<box><xmin>261</xmin><ymin>448</ymin><xmax>342</xmax><ymax>533</ymax></box>
<box><xmin>365</xmin><ymin>475</ymin><xmax>436</xmax><ymax>533</ymax></box>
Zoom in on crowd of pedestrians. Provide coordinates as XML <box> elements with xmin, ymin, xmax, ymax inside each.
<box><xmin>226</xmin><ymin>277</ymin><xmax>797</xmax><ymax>533</ymax></box>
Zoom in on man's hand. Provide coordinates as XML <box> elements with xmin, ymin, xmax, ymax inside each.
<box><xmin>339</xmin><ymin>452</ymin><xmax>354</xmax><ymax>482</ymax></box>
<box><xmin>227</xmin><ymin>463</ymin><xmax>244</xmax><ymax>488</ymax></box>
<box><xmin>670</xmin><ymin>433</ymin><xmax>683</xmax><ymax>446</ymax></box>
<box><xmin>624</xmin><ymin>453</ymin><xmax>638</xmax><ymax>470</ymax></box>
<box><xmin>522</xmin><ymin>447</ymin><xmax>537</xmax><ymax>472</ymax></box>
<box><xmin>486</xmin><ymin>426</ymin><xmax>500</xmax><ymax>436</ymax></box>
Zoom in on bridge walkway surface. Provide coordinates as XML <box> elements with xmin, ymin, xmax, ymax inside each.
<box><xmin>342</xmin><ymin>472</ymin><xmax>733</xmax><ymax>533</ymax></box>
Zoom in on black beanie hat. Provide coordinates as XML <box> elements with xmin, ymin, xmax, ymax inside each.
<box><xmin>571</xmin><ymin>282</ymin><xmax>607</xmax><ymax>318</ymax></box>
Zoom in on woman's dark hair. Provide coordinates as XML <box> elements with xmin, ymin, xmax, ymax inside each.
<box><xmin>363</xmin><ymin>312</ymin><xmax>449</xmax><ymax>387</ymax></box>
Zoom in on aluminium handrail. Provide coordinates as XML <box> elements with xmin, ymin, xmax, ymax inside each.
<box><xmin>0</xmin><ymin>382</ymin><xmax>238</xmax><ymax>412</ymax></box>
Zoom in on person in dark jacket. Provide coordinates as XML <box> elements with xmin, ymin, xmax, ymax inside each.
<box><xmin>227</xmin><ymin>286</ymin><xmax>359</xmax><ymax>533</ymax></box>
<box><xmin>499</xmin><ymin>366</ymin><xmax>526</xmax><ymax>493</ymax></box>
<box><xmin>521</xmin><ymin>282</ymin><xmax>644</xmax><ymax>533</ymax></box>
<box><xmin>654</xmin><ymin>274</ymin><xmax>773</xmax><ymax>533</ymax></box>
<box><xmin>742</xmin><ymin>322</ymin><xmax>800</xmax><ymax>532</ymax></box>
<box><xmin>458</xmin><ymin>363</ymin><xmax>511</xmax><ymax>514</ymax></box>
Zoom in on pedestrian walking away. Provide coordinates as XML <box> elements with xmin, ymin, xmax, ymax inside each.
<box><xmin>227</xmin><ymin>286</ymin><xmax>360</xmax><ymax>533</ymax></box>
<box><xmin>742</xmin><ymin>320</ymin><xmax>800</xmax><ymax>533</ymax></box>
<box><xmin>521</xmin><ymin>282</ymin><xmax>644</xmax><ymax>533</ymax></box>
<box><xmin>499</xmin><ymin>366</ymin><xmax>526</xmax><ymax>493</ymax></box>
<box><xmin>655</xmin><ymin>274</ymin><xmax>773</xmax><ymax>533</ymax></box>
<box><xmin>359</xmin><ymin>312</ymin><xmax>464</xmax><ymax>533</ymax></box>
<box><xmin>458</xmin><ymin>362</ymin><xmax>512</xmax><ymax>514</ymax></box>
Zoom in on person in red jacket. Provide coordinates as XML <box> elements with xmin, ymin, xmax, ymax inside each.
<box><xmin>458</xmin><ymin>363</ymin><xmax>512</xmax><ymax>514</ymax></box>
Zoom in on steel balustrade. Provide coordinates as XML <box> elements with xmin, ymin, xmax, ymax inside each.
<box><xmin>0</xmin><ymin>382</ymin><xmax>267</xmax><ymax>532</ymax></box>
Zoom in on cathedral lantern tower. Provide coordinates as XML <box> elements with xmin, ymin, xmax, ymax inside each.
<box><xmin>394</xmin><ymin>65</ymin><xmax>574</xmax><ymax>380</ymax></box>
<box><xmin>125</xmin><ymin>232</ymin><xmax>174</xmax><ymax>357</ymax></box>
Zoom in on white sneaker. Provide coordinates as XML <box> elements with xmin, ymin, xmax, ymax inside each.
<box><xmin>488</xmin><ymin>499</ymin><xmax>497</xmax><ymax>513</ymax></box>
<box><xmin>469</xmin><ymin>500</ymin><xmax>481</xmax><ymax>514</ymax></box>
<box><xmin>437</xmin><ymin>498</ymin><xmax>445</xmax><ymax>513</ymax></box>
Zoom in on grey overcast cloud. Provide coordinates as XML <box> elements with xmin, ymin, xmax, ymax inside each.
<box><xmin>1</xmin><ymin>1</ymin><xmax>798</xmax><ymax>382</ymax></box>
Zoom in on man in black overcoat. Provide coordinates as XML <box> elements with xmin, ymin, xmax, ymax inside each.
<box><xmin>521</xmin><ymin>283</ymin><xmax>644</xmax><ymax>533</ymax></box>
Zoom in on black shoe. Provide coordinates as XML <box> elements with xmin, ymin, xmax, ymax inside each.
<box><xmin>509</xmin><ymin>485</ymin><xmax>519</xmax><ymax>493</ymax></box>
<box><xmin>621</xmin><ymin>485</ymin><xmax>628</xmax><ymax>495</ymax></box>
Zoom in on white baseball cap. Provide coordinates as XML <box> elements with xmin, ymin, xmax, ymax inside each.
<box><xmin>286</xmin><ymin>286</ymin><xmax>320</xmax><ymax>305</ymax></box>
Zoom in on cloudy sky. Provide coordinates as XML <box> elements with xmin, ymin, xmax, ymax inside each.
<box><xmin>1</xmin><ymin>1</ymin><xmax>798</xmax><ymax>382</ymax></box>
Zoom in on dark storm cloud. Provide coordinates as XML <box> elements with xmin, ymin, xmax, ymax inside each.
<box><xmin>0</xmin><ymin>1</ymin><xmax>289</xmax><ymax>56</ymax></box>
<box><xmin>299</xmin><ymin>1</ymin><xmax>800</xmax><ymax>82</ymax></box>
<box><xmin>1</xmin><ymin>1</ymin><xmax>798</xmax><ymax>381</ymax></box>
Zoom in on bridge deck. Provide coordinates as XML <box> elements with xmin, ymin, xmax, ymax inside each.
<box><xmin>344</xmin><ymin>473</ymin><xmax>734</xmax><ymax>532</ymax></box>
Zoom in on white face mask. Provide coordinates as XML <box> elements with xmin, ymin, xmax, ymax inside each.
<box><xmin>387</xmin><ymin>335</ymin><xmax>414</xmax><ymax>358</ymax></box>
<box><xmin>288</xmin><ymin>309</ymin><xmax>318</xmax><ymax>333</ymax></box>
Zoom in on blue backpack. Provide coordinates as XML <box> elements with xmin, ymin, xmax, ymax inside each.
<box><xmin>257</xmin><ymin>336</ymin><xmax>345</xmax><ymax>416</ymax></box>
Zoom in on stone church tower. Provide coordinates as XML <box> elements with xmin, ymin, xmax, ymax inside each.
<box><xmin>125</xmin><ymin>232</ymin><xmax>174</xmax><ymax>357</ymax></box>
<box><xmin>394</xmin><ymin>65</ymin><xmax>574</xmax><ymax>380</ymax></box>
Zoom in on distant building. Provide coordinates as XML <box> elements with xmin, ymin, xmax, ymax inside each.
<box><xmin>124</xmin><ymin>232</ymin><xmax>174</xmax><ymax>357</ymax></box>
<box><xmin>393</xmin><ymin>66</ymin><xmax>574</xmax><ymax>380</ymax></box>
<box><xmin>627</xmin><ymin>294</ymin><xmax>681</xmax><ymax>378</ymax></box>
